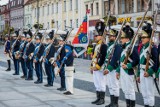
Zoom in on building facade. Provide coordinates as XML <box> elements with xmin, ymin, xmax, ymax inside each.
<box><xmin>0</xmin><ymin>6</ymin><xmax>5</xmax><ymax>33</ymax></box>
<box><xmin>115</xmin><ymin>0</ymin><xmax>153</xmax><ymax>27</ymax></box>
<box><xmin>31</xmin><ymin>0</ymin><xmax>85</xmax><ymax>30</ymax></box>
<box><xmin>84</xmin><ymin>0</ymin><xmax>157</xmax><ymax>27</ymax></box>
<box><xmin>0</xmin><ymin>13</ymin><xmax>5</xmax><ymax>33</ymax></box>
<box><xmin>10</xmin><ymin>0</ymin><xmax>24</xmax><ymax>30</ymax></box>
<box><xmin>0</xmin><ymin>4</ymin><xmax>10</xmax><ymax>34</ymax></box>
<box><xmin>84</xmin><ymin>0</ymin><xmax>104</xmax><ymax>26</ymax></box>
<box><xmin>24</xmin><ymin>0</ymin><xmax>32</xmax><ymax>29</ymax></box>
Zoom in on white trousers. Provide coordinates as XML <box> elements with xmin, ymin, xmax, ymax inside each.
<box><xmin>140</xmin><ymin>69</ymin><xmax>155</xmax><ymax>106</ymax></box>
<box><xmin>107</xmin><ymin>70</ymin><xmax>119</xmax><ymax>97</ymax></box>
<box><xmin>120</xmin><ymin>68</ymin><xmax>135</xmax><ymax>100</ymax></box>
<box><xmin>65</xmin><ymin>66</ymin><xmax>74</xmax><ymax>94</ymax></box>
<box><xmin>93</xmin><ymin>70</ymin><xmax>106</xmax><ymax>92</ymax></box>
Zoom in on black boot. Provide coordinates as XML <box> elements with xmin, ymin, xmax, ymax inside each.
<box><xmin>130</xmin><ymin>100</ymin><xmax>135</xmax><ymax>107</ymax></box>
<box><xmin>96</xmin><ymin>91</ymin><xmax>105</xmax><ymax>105</ymax></box>
<box><xmin>144</xmin><ymin>105</ymin><xmax>149</xmax><ymax>107</ymax></box>
<box><xmin>6</xmin><ymin>60</ymin><xmax>11</xmax><ymax>71</ymax></box>
<box><xmin>113</xmin><ymin>96</ymin><xmax>119</xmax><ymax>107</ymax></box>
<box><xmin>91</xmin><ymin>91</ymin><xmax>100</xmax><ymax>104</ymax></box>
<box><xmin>105</xmin><ymin>95</ymin><xmax>114</xmax><ymax>107</ymax></box>
<box><xmin>126</xmin><ymin>99</ymin><xmax>130</xmax><ymax>107</ymax></box>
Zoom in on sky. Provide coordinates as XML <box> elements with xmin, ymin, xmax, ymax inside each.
<box><xmin>0</xmin><ymin>0</ymin><xmax>9</xmax><ymax>6</ymax></box>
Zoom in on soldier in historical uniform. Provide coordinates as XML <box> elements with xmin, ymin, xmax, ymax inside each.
<box><xmin>42</xmin><ymin>30</ymin><xmax>55</xmax><ymax>87</ymax></box>
<box><xmin>4</xmin><ymin>34</ymin><xmax>11</xmax><ymax>71</ymax></box>
<box><xmin>137</xmin><ymin>22</ymin><xmax>158</xmax><ymax>107</ymax></box>
<box><xmin>55</xmin><ymin>34</ymin><xmax>68</xmax><ymax>91</ymax></box>
<box><xmin>157</xmin><ymin>42</ymin><xmax>160</xmax><ymax>89</ymax></box>
<box><xmin>18</xmin><ymin>32</ymin><xmax>27</xmax><ymax>78</ymax></box>
<box><xmin>103</xmin><ymin>29</ymin><xmax>122</xmax><ymax>107</ymax></box>
<box><xmin>33</xmin><ymin>32</ymin><xmax>45</xmax><ymax>84</ymax></box>
<box><xmin>90</xmin><ymin>21</ymin><xmax>107</xmax><ymax>105</ymax></box>
<box><xmin>60</xmin><ymin>41</ymin><xmax>74</xmax><ymax>95</ymax></box>
<box><xmin>23</xmin><ymin>30</ymin><xmax>35</xmax><ymax>80</ymax></box>
<box><xmin>116</xmin><ymin>25</ymin><xmax>139</xmax><ymax>107</ymax></box>
<box><xmin>11</xmin><ymin>31</ymin><xmax>20</xmax><ymax>75</ymax></box>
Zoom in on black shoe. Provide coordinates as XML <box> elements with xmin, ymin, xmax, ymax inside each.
<box><xmin>130</xmin><ymin>100</ymin><xmax>135</xmax><ymax>107</ymax></box>
<box><xmin>126</xmin><ymin>99</ymin><xmax>130</xmax><ymax>107</ymax></box>
<box><xmin>25</xmin><ymin>78</ymin><xmax>33</xmax><ymax>80</ymax></box>
<box><xmin>13</xmin><ymin>73</ymin><xmax>19</xmax><ymax>75</ymax></box>
<box><xmin>34</xmin><ymin>81</ymin><xmax>43</xmax><ymax>84</ymax></box>
<box><xmin>6</xmin><ymin>60</ymin><xmax>11</xmax><ymax>71</ymax></box>
<box><xmin>57</xmin><ymin>87</ymin><xmax>66</xmax><ymax>91</ymax></box>
<box><xmin>91</xmin><ymin>91</ymin><xmax>100</xmax><ymax>104</ymax></box>
<box><xmin>105</xmin><ymin>95</ymin><xmax>114</xmax><ymax>107</ymax></box>
<box><xmin>63</xmin><ymin>91</ymin><xmax>72</xmax><ymax>95</ymax></box>
<box><xmin>96</xmin><ymin>92</ymin><xmax>105</xmax><ymax>105</ymax></box>
<box><xmin>21</xmin><ymin>75</ymin><xmax>26</xmax><ymax>78</ymax></box>
<box><xmin>113</xmin><ymin>96</ymin><xmax>119</xmax><ymax>107</ymax></box>
<box><xmin>44</xmin><ymin>84</ymin><xmax>53</xmax><ymax>87</ymax></box>
<box><xmin>38</xmin><ymin>81</ymin><xmax>43</xmax><ymax>83</ymax></box>
<box><xmin>5</xmin><ymin>68</ymin><xmax>11</xmax><ymax>71</ymax></box>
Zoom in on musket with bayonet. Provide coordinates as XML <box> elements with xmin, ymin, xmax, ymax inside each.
<box><xmin>23</xmin><ymin>29</ymin><xmax>39</xmax><ymax>60</ymax></box>
<box><xmin>103</xmin><ymin>19</ymin><xmax>126</xmax><ymax>72</ymax></box>
<box><xmin>34</xmin><ymin>29</ymin><xmax>47</xmax><ymax>60</ymax></box>
<box><xmin>144</xmin><ymin>10</ymin><xmax>160</xmax><ymax>95</ymax></box>
<box><xmin>54</xmin><ymin>27</ymin><xmax>74</xmax><ymax>76</ymax></box>
<box><xmin>123</xmin><ymin>0</ymin><xmax>151</xmax><ymax>65</ymax></box>
<box><xmin>90</xmin><ymin>11</ymin><xmax>111</xmax><ymax>70</ymax></box>
<box><xmin>41</xmin><ymin>26</ymin><xmax>61</xmax><ymax>62</ymax></box>
<box><xmin>122</xmin><ymin>0</ymin><xmax>151</xmax><ymax>93</ymax></box>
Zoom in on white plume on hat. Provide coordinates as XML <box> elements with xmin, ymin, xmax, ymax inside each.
<box><xmin>12</xmin><ymin>33</ymin><xmax>16</xmax><ymax>37</ymax></box>
<box><xmin>125</xmin><ymin>22</ymin><xmax>131</xmax><ymax>26</ymax></box>
<box><xmin>100</xmin><ymin>18</ymin><xmax>105</xmax><ymax>22</ymax></box>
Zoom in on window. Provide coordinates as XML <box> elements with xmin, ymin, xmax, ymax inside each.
<box><xmin>86</xmin><ymin>5</ymin><xmax>88</xmax><ymax>11</ymax></box>
<box><xmin>137</xmin><ymin>0</ymin><xmax>152</xmax><ymax>12</ymax></box>
<box><xmin>43</xmin><ymin>6</ymin><xmax>44</xmax><ymax>16</ymax></box>
<box><xmin>64</xmin><ymin>0</ymin><xmax>66</xmax><ymax>12</ymax></box>
<box><xmin>52</xmin><ymin>3</ymin><xmax>54</xmax><ymax>14</ymax></box>
<box><xmin>118</xmin><ymin>0</ymin><xmax>134</xmax><ymax>14</ymax></box>
<box><xmin>70</xmin><ymin>19</ymin><xmax>72</xmax><ymax>27</ymax></box>
<box><xmin>28</xmin><ymin>6</ymin><xmax>29</xmax><ymax>11</ymax></box>
<box><xmin>75</xmin><ymin>0</ymin><xmax>78</xmax><ymax>10</ymax></box>
<box><xmin>91</xmin><ymin>3</ymin><xmax>93</xmax><ymax>16</ymax></box>
<box><xmin>56</xmin><ymin>2</ymin><xmax>58</xmax><ymax>13</ymax></box>
<box><xmin>56</xmin><ymin>21</ymin><xmax>58</xmax><ymax>28</ymax></box>
<box><xmin>76</xmin><ymin>19</ymin><xmax>78</xmax><ymax>28</ymax></box>
<box><xmin>47</xmin><ymin>4</ymin><xmax>49</xmax><ymax>15</ymax></box>
<box><xmin>39</xmin><ymin>7</ymin><xmax>41</xmax><ymax>16</ymax></box>
<box><xmin>96</xmin><ymin>3</ymin><xmax>99</xmax><ymax>15</ymax></box>
<box><xmin>104</xmin><ymin>0</ymin><xmax>115</xmax><ymax>15</ymax></box>
<box><xmin>70</xmin><ymin>0</ymin><xmax>72</xmax><ymax>10</ymax></box>
<box><xmin>47</xmin><ymin>22</ymin><xmax>49</xmax><ymax>29</ymax></box>
<box><xmin>64</xmin><ymin>20</ymin><xmax>66</xmax><ymax>29</ymax></box>
<box><xmin>35</xmin><ymin>8</ymin><xmax>36</xmax><ymax>17</ymax></box>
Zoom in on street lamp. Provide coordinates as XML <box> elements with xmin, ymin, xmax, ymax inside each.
<box><xmin>108</xmin><ymin>0</ymin><xmax>111</xmax><ymax>29</ymax></box>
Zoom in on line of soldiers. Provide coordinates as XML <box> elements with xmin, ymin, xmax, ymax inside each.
<box><xmin>4</xmin><ymin>29</ymin><xmax>75</xmax><ymax>95</ymax></box>
<box><xmin>91</xmin><ymin>20</ymin><xmax>159</xmax><ymax>107</ymax></box>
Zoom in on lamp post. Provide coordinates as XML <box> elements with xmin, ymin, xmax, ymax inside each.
<box><xmin>37</xmin><ymin>0</ymin><xmax>39</xmax><ymax>30</ymax></box>
<box><xmin>108</xmin><ymin>0</ymin><xmax>111</xmax><ymax>29</ymax></box>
